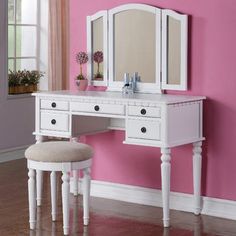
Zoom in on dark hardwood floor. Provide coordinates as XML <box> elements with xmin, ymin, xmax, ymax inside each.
<box><xmin>0</xmin><ymin>159</ymin><xmax>236</xmax><ymax>236</ymax></box>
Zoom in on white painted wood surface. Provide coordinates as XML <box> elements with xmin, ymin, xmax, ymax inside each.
<box><xmin>32</xmin><ymin>90</ymin><xmax>205</xmax><ymax>228</ymax></box>
<box><xmin>62</xmin><ymin>172</ymin><xmax>70</xmax><ymax>235</ymax></box>
<box><xmin>50</xmin><ymin>171</ymin><xmax>57</xmax><ymax>221</ymax></box>
<box><xmin>161</xmin><ymin>10</ymin><xmax>188</xmax><ymax>91</ymax></box>
<box><xmin>161</xmin><ymin>148</ymin><xmax>171</xmax><ymax>227</ymax></box>
<box><xmin>27</xmin><ymin>158</ymin><xmax>92</xmax><ymax>235</ymax></box>
<box><xmin>87</xmin><ymin>10</ymin><xmax>108</xmax><ymax>86</ymax></box>
<box><xmin>36</xmin><ymin>170</ymin><xmax>43</xmax><ymax>206</ymax></box>
<box><xmin>193</xmin><ymin>141</ymin><xmax>203</xmax><ymax>215</ymax></box>
<box><xmin>108</xmin><ymin>4</ymin><xmax>162</xmax><ymax>93</ymax></box>
<box><xmin>28</xmin><ymin>169</ymin><xmax>36</xmax><ymax>230</ymax></box>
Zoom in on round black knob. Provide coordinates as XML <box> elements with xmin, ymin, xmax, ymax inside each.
<box><xmin>141</xmin><ymin>127</ymin><xmax>146</xmax><ymax>133</ymax></box>
<box><xmin>51</xmin><ymin>119</ymin><xmax>56</xmax><ymax>125</ymax></box>
<box><xmin>51</xmin><ymin>102</ymin><xmax>56</xmax><ymax>108</ymax></box>
<box><xmin>94</xmin><ymin>105</ymin><xmax>100</xmax><ymax>111</ymax></box>
<box><xmin>140</xmin><ymin>108</ymin><xmax>146</xmax><ymax>115</ymax></box>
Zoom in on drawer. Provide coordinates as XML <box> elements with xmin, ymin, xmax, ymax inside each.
<box><xmin>41</xmin><ymin>99</ymin><xmax>69</xmax><ymax>111</ymax></box>
<box><xmin>127</xmin><ymin>119</ymin><xmax>161</xmax><ymax>140</ymax></box>
<box><xmin>128</xmin><ymin>106</ymin><xmax>161</xmax><ymax>118</ymax></box>
<box><xmin>40</xmin><ymin>113</ymin><xmax>69</xmax><ymax>132</ymax></box>
<box><xmin>71</xmin><ymin>102</ymin><xmax>125</xmax><ymax>115</ymax></box>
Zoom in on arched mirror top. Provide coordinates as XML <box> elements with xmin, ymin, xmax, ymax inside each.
<box><xmin>87</xmin><ymin>4</ymin><xmax>188</xmax><ymax>93</ymax></box>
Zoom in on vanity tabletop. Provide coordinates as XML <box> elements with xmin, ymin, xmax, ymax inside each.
<box><xmin>33</xmin><ymin>90</ymin><xmax>206</xmax><ymax>105</ymax></box>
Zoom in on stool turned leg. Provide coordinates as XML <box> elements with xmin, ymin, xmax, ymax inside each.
<box><xmin>28</xmin><ymin>169</ymin><xmax>36</xmax><ymax>230</ymax></box>
<box><xmin>36</xmin><ymin>170</ymin><xmax>43</xmax><ymax>206</ymax></box>
<box><xmin>62</xmin><ymin>172</ymin><xmax>70</xmax><ymax>235</ymax></box>
<box><xmin>73</xmin><ymin>170</ymin><xmax>78</xmax><ymax>196</ymax></box>
<box><xmin>50</xmin><ymin>171</ymin><xmax>57</xmax><ymax>221</ymax></box>
<box><xmin>83</xmin><ymin>168</ymin><xmax>91</xmax><ymax>226</ymax></box>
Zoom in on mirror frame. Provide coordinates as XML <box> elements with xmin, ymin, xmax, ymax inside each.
<box><xmin>86</xmin><ymin>4</ymin><xmax>188</xmax><ymax>93</ymax></box>
<box><xmin>161</xmin><ymin>9</ymin><xmax>188</xmax><ymax>90</ymax></box>
<box><xmin>107</xmin><ymin>4</ymin><xmax>162</xmax><ymax>93</ymax></box>
<box><xmin>87</xmin><ymin>10</ymin><xmax>108</xmax><ymax>86</ymax></box>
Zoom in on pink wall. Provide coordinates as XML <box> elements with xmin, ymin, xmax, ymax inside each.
<box><xmin>70</xmin><ymin>0</ymin><xmax>236</xmax><ymax>200</ymax></box>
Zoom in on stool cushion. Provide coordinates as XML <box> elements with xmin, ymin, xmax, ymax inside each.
<box><xmin>25</xmin><ymin>141</ymin><xmax>93</xmax><ymax>163</ymax></box>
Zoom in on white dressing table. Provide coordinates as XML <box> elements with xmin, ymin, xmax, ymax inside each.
<box><xmin>33</xmin><ymin>90</ymin><xmax>205</xmax><ymax>227</ymax></box>
<box><xmin>33</xmin><ymin>2</ymin><xmax>205</xmax><ymax>228</ymax></box>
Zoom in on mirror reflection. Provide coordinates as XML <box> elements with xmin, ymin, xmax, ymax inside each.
<box><xmin>92</xmin><ymin>17</ymin><xmax>104</xmax><ymax>81</ymax></box>
<box><xmin>167</xmin><ymin>16</ymin><xmax>181</xmax><ymax>85</ymax></box>
<box><xmin>114</xmin><ymin>10</ymin><xmax>156</xmax><ymax>83</ymax></box>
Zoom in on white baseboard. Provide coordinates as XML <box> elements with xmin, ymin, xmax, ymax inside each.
<box><xmin>0</xmin><ymin>145</ymin><xmax>29</xmax><ymax>163</ymax></box>
<box><xmin>70</xmin><ymin>179</ymin><xmax>236</xmax><ymax>221</ymax></box>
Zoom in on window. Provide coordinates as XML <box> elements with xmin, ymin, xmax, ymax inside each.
<box><xmin>7</xmin><ymin>0</ymin><xmax>49</xmax><ymax>95</ymax></box>
<box><xmin>8</xmin><ymin>0</ymin><xmax>39</xmax><ymax>72</ymax></box>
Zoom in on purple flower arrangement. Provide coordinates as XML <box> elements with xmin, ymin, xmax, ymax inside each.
<box><xmin>75</xmin><ymin>51</ymin><xmax>88</xmax><ymax>80</ymax></box>
<box><xmin>93</xmin><ymin>51</ymin><xmax>103</xmax><ymax>79</ymax></box>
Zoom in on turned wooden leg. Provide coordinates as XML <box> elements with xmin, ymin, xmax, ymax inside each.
<box><xmin>193</xmin><ymin>141</ymin><xmax>202</xmax><ymax>215</ymax></box>
<box><xmin>28</xmin><ymin>168</ymin><xmax>36</xmax><ymax>230</ymax></box>
<box><xmin>36</xmin><ymin>170</ymin><xmax>43</xmax><ymax>206</ymax></box>
<box><xmin>62</xmin><ymin>172</ymin><xmax>70</xmax><ymax>235</ymax></box>
<box><xmin>35</xmin><ymin>135</ymin><xmax>45</xmax><ymax>207</ymax></box>
<box><xmin>50</xmin><ymin>171</ymin><xmax>57</xmax><ymax>221</ymax></box>
<box><xmin>73</xmin><ymin>170</ymin><xmax>79</xmax><ymax>196</ymax></box>
<box><xmin>83</xmin><ymin>168</ymin><xmax>91</xmax><ymax>226</ymax></box>
<box><xmin>35</xmin><ymin>135</ymin><xmax>46</xmax><ymax>144</ymax></box>
<box><xmin>161</xmin><ymin>148</ymin><xmax>171</xmax><ymax>228</ymax></box>
<box><xmin>71</xmin><ymin>137</ymin><xmax>79</xmax><ymax>196</ymax></box>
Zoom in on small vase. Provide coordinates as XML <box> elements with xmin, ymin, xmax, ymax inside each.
<box><xmin>76</xmin><ymin>79</ymin><xmax>88</xmax><ymax>91</ymax></box>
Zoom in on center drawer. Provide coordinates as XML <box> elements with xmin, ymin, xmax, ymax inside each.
<box><xmin>127</xmin><ymin>119</ymin><xmax>161</xmax><ymax>140</ymax></box>
<box><xmin>71</xmin><ymin>102</ymin><xmax>125</xmax><ymax>115</ymax></box>
<box><xmin>128</xmin><ymin>105</ymin><xmax>161</xmax><ymax>118</ymax></box>
<box><xmin>40</xmin><ymin>112</ymin><xmax>69</xmax><ymax>132</ymax></box>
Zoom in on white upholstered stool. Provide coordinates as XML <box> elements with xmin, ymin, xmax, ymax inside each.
<box><xmin>25</xmin><ymin>141</ymin><xmax>93</xmax><ymax>235</ymax></box>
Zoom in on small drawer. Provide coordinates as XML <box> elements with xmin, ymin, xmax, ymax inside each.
<box><xmin>128</xmin><ymin>106</ymin><xmax>161</xmax><ymax>118</ymax></box>
<box><xmin>71</xmin><ymin>102</ymin><xmax>125</xmax><ymax>115</ymax></box>
<box><xmin>40</xmin><ymin>113</ymin><xmax>69</xmax><ymax>132</ymax></box>
<box><xmin>41</xmin><ymin>99</ymin><xmax>69</xmax><ymax>111</ymax></box>
<box><xmin>127</xmin><ymin>119</ymin><xmax>161</xmax><ymax>140</ymax></box>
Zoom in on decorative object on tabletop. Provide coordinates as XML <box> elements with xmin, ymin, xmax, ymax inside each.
<box><xmin>93</xmin><ymin>51</ymin><xmax>103</xmax><ymax>80</ymax></box>
<box><xmin>75</xmin><ymin>51</ymin><xmax>89</xmax><ymax>90</ymax></box>
<box><xmin>8</xmin><ymin>70</ymin><xmax>43</xmax><ymax>94</ymax></box>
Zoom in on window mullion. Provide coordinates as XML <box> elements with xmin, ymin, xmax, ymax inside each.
<box><xmin>36</xmin><ymin>0</ymin><xmax>40</xmax><ymax>71</ymax></box>
<box><xmin>13</xmin><ymin>0</ymin><xmax>17</xmax><ymax>71</ymax></box>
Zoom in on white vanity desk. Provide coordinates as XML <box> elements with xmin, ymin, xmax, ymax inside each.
<box><xmin>33</xmin><ymin>90</ymin><xmax>205</xmax><ymax>227</ymax></box>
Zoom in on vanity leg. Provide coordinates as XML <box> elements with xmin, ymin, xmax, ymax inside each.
<box><xmin>193</xmin><ymin>141</ymin><xmax>202</xmax><ymax>215</ymax></box>
<box><xmin>35</xmin><ymin>135</ymin><xmax>45</xmax><ymax>206</ymax></box>
<box><xmin>161</xmin><ymin>148</ymin><xmax>171</xmax><ymax>227</ymax></box>
<box><xmin>35</xmin><ymin>135</ymin><xmax>45</xmax><ymax>144</ymax></box>
<box><xmin>71</xmin><ymin>137</ymin><xmax>79</xmax><ymax>195</ymax></box>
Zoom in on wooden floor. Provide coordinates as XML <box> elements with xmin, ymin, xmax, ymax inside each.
<box><xmin>0</xmin><ymin>159</ymin><xmax>236</xmax><ymax>236</ymax></box>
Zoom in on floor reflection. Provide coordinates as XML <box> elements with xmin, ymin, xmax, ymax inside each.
<box><xmin>162</xmin><ymin>216</ymin><xmax>203</xmax><ymax>236</ymax></box>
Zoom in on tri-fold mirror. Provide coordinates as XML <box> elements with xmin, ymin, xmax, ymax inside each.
<box><xmin>87</xmin><ymin>4</ymin><xmax>188</xmax><ymax>93</ymax></box>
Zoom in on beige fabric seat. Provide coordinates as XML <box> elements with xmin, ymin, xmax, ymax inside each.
<box><xmin>25</xmin><ymin>141</ymin><xmax>93</xmax><ymax>235</ymax></box>
<box><xmin>25</xmin><ymin>141</ymin><xmax>93</xmax><ymax>162</ymax></box>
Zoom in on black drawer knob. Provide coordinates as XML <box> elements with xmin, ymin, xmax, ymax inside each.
<box><xmin>94</xmin><ymin>105</ymin><xmax>100</xmax><ymax>111</ymax></box>
<box><xmin>140</xmin><ymin>108</ymin><xmax>146</xmax><ymax>115</ymax></box>
<box><xmin>51</xmin><ymin>119</ymin><xmax>56</xmax><ymax>125</ymax></box>
<box><xmin>51</xmin><ymin>102</ymin><xmax>56</xmax><ymax>108</ymax></box>
<box><xmin>141</xmin><ymin>127</ymin><xmax>146</xmax><ymax>133</ymax></box>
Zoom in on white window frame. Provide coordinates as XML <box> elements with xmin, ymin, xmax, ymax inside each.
<box><xmin>8</xmin><ymin>0</ymin><xmax>41</xmax><ymax>73</ymax></box>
